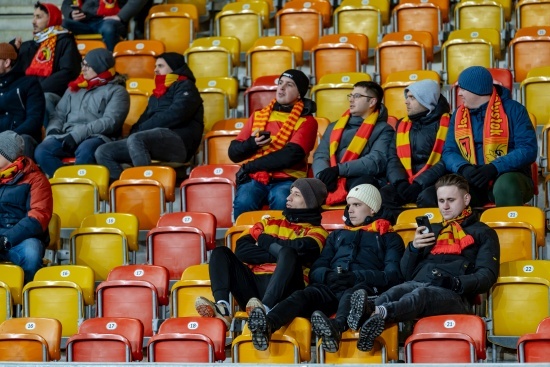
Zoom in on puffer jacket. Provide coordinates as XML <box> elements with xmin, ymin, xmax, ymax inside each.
<box><xmin>386</xmin><ymin>95</ymin><xmax>450</xmax><ymax>188</ymax></box>
<box><xmin>130</xmin><ymin>63</ymin><xmax>204</xmax><ymax>160</ymax></box>
<box><xmin>45</xmin><ymin>74</ymin><xmax>129</xmax><ymax>144</ymax></box>
<box><xmin>400</xmin><ymin>213</ymin><xmax>500</xmax><ymax>297</ymax></box>
<box><xmin>61</xmin><ymin>0</ymin><xmax>148</xmax><ymax>23</ymax></box>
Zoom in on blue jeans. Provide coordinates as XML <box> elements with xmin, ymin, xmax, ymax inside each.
<box><xmin>233</xmin><ymin>179</ymin><xmax>293</xmax><ymax>219</ymax></box>
<box><xmin>375</xmin><ymin>281</ymin><xmax>472</xmax><ymax>323</ymax></box>
<box><xmin>95</xmin><ymin>128</ymin><xmax>188</xmax><ymax>180</ymax></box>
<box><xmin>34</xmin><ymin>136</ymin><xmax>106</xmax><ymax>177</ymax></box>
<box><xmin>0</xmin><ymin>238</ymin><xmax>45</xmax><ymax>284</ymax></box>
<box><xmin>62</xmin><ymin>18</ymin><xmax>127</xmax><ymax>51</ymax></box>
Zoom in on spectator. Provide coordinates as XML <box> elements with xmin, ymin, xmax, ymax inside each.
<box><xmin>35</xmin><ymin>48</ymin><xmax>129</xmax><ymax>177</ymax></box>
<box><xmin>247</xmin><ymin>184</ymin><xmax>404</xmax><ymax>352</ymax></box>
<box><xmin>443</xmin><ymin>66</ymin><xmax>537</xmax><ymax>207</ymax></box>
<box><xmin>12</xmin><ymin>2</ymin><xmax>81</xmax><ymax>127</ymax></box>
<box><xmin>0</xmin><ymin>131</ymin><xmax>52</xmax><ymax>283</ymax></box>
<box><xmin>95</xmin><ymin>52</ymin><xmax>203</xmax><ymax>181</ymax></box>
<box><xmin>312</xmin><ymin>81</ymin><xmax>393</xmax><ymax>206</ymax></box>
<box><xmin>351</xmin><ymin>174</ymin><xmax>499</xmax><ymax>352</ymax></box>
<box><xmin>0</xmin><ymin>43</ymin><xmax>45</xmax><ymax>159</ymax></box>
<box><xmin>380</xmin><ymin>80</ymin><xmax>450</xmax><ymax>220</ymax></box>
<box><xmin>230</xmin><ymin>69</ymin><xmax>318</xmax><ymax>219</ymax></box>
<box><xmin>61</xmin><ymin>0</ymin><xmax>148</xmax><ymax>51</ymax></box>
<box><xmin>194</xmin><ymin>178</ymin><xmax>329</xmax><ymax>330</ymax></box>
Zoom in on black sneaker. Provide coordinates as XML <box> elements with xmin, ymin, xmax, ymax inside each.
<box><xmin>311</xmin><ymin>310</ymin><xmax>342</xmax><ymax>353</ymax></box>
<box><xmin>248</xmin><ymin>307</ymin><xmax>271</xmax><ymax>351</ymax></box>
<box><xmin>347</xmin><ymin>288</ymin><xmax>375</xmax><ymax>331</ymax></box>
<box><xmin>357</xmin><ymin>314</ymin><xmax>385</xmax><ymax>352</ymax></box>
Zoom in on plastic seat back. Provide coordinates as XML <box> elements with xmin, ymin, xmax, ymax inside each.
<box><xmin>276</xmin><ymin>7</ymin><xmax>323</xmax><ymax>52</ymax></box>
<box><xmin>0</xmin><ymin>264</ymin><xmax>24</xmax><ymax>307</ymax></box>
<box><xmin>334</xmin><ymin>1</ymin><xmax>382</xmax><ymax>48</ymax></box>
<box><xmin>33</xmin><ymin>265</ymin><xmax>95</xmax><ymax>306</ymax></box>
<box><xmin>509</xmin><ymin>26</ymin><xmax>550</xmax><ymax>83</ymax></box>
<box><xmin>234</xmin><ymin>210</ymin><xmax>283</xmax><ymax>225</ymax></box>
<box><xmin>454</xmin><ymin>0</ymin><xmax>505</xmax><ymax>34</ymax></box>
<box><xmin>515</xmin><ymin>0</ymin><xmax>550</xmax><ymax>28</ymax></box>
<box><xmin>442</xmin><ymin>37</ymin><xmax>493</xmax><ymax>84</ymax></box>
<box><xmin>170</xmin><ymin>264</ymin><xmax>213</xmax><ymax>317</ymax></box>
<box><xmin>394</xmin><ymin>208</ymin><xmax>442</xmax><ymax>246</ymax></box>
<box><xmin>0</xmin><ymin>317</ymin><xmax>61</xmax><ymax>361</ymax></box>
<box><xmin>185</xmin><ymin>36</ymin><xmax>240</xmax><ymax>78</ymax></box>
<box><xmin>520</xmin><ymin>73</ymin><xmax>550</xmax><ymax>128</ymax></box>
<box><xmin>196</xmin><ymin>76</ymin><xmax>239</xmax><ymax>132</ymax></box>
<box><xmin>518</xmin><ymin>317</ymin><xmax>550</xmax><ymax>362</ymax></box>
<box><xmin>113</xmin><ymin>40</ymin><xmax>165</xmax><ymax>79</ymax></box>
<box><xmin>146</xmin><ymin>4</ymin><xmax>198</xmax><ymax>54</ymax></box>
<box><xmin>392</xmin><ymin>3</ymin><xmax>442</xmax><ymax>47</ymax></box>
<box><xmin>321</xmin><ymin>209</ymin><xmax>346</xmax><ymax>233</ymax></box>
<box><xmin>246</xmin><ymin>36</ymin><xmax>303</xmax><ymax>84</ymax></box>
<box><xmin>124</xmin><ymin>78</ymin><xmax>154</xmax><ymax>137</ymax></box>
<box><xmin>215</xmin><ymin>2</ymin><xmax>264</xmax><ymax>53</ymax></box>
<box><xmin>76</xmin><ymin>39</ymin><xmax>107</xmax><ymax>56</ymax></box>
<box><xmin>311</xmin><ymin>36</ymin><xmax>362</xmax><ymax>84</ymax></box>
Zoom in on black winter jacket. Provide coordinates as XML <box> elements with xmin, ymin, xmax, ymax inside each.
<box><xmin>400</xmin><ymin>213</ymin><xmax>500</xmax><ymax>297</ymax></box>
<box><xmin>130</xmin><ymin>63</ymin><xmax>204</xmax><ymax>160</ymax></box>
<box><xmin>0</xmin><ymin>71</ymin><xmax>45</xmax><ymax>142</ymax></box>
<box><xmin>309</xmin><ymin>216</ymin><xmax>405</xmax><ymax>293</ymax></box>
<box><xmin>386</xmin><ymin>95</ymin><xmax>450</xmax><ymax>188</ymax></box>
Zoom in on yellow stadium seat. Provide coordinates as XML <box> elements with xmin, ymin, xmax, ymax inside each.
<box><xmin>392</xmin><ymin>3</ymin><xmax>443</xmax><ymax>47</ymax></box>
<box><xmin>215</xmin><ymin>2</ymin><xmax>265</xmax><ymax>54</ymax></box>
<box><xmin>0</xmin><ymin>317</ymin><xmax>61</xmax><ymax>361</ymax></box>
<box><xmin>453</xmin><ymin>0</ymin><xmax>505</xmax><ymax>37</ymax></box>
<box><xmin>441</xmin><ymin>37</ymin><xmax>494</xmax><ymax>84</ymax></box>
<box><xmin>520</xmin><ymin>75</ymin><xmax>550</xmax><ymax>130</ymax></box>
<box><xmin>508</xmin><ymin>26</ymin><xmax>550</xmax><ymax>83</ymax></box>
<box><xmin>146</xmin><ymin>4</ymin><xmax>198</xmax><ymax>54</ymax></box>
<box><xmin>515</xmin><ymin>0</ymin><xmax>550</xmax><ymax>28</ymax></box>
<box><xmin>0</xmin><ymin>264</ymin><xmax>23</xmax><ymax>322</ymax></box>
<box><xmin>185</xmin><ymin>36</ymin><xmax>240</xmax><ymax>78</ymax></box>
<box><xmin>124</xmin><ymin>78</ymin><xmax>154</xmax><ymax>137</ymax></box>
<box><xmin>170</xmin><ymin>264</ymin><xmax>212</xmax><ymax>317</ymax></box>
<box><xmin>168</xmin><ymin>0</ymin><xmax>208</xmax><ymax>22</ymax></box>
<box><xmin>447</xmin><ymin>28</ymin><xmax>502</xmax><ymax>60</ymax></box>
<box><xmin>113</xmin><ymin>40</ymin><xmax>165</xmax><ymax>79</ymax></box>
<box><xmin>196</xmin><ymin>77</ymin><xmax>240</xmax><ymax>132</ymax></box>
<box><xmin>334</xmin><ymin>0</ymin><xmax>383</xmax><ymax>48</ymax></box>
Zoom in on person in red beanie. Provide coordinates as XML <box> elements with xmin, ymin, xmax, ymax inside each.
<box><xmin>12</xmin><ymin>1</ymin><xmax>81</xmax><ymax>127</ymax></box>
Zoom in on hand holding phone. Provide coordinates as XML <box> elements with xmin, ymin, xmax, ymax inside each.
<box><xmin>257</xmin><ymin>131</ymin><xmax>271</xmax><ymax>139</ymax></box>
<box><xmin>415</xmin><ymin>215</ymin><xmax>433</xmax><ymax>234</ymax></box>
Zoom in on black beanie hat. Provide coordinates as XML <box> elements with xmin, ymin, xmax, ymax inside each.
<box><xmin>280</xmin><ymin>69</ymin><xmax>310</xmax><ymax>99</ymax></box>
<box><xmin>158</xmin><ymin>52</ymin><xmax>186</xmax><ymax>72</ymax></box>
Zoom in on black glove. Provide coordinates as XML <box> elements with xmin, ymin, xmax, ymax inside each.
<box><xmin>329</xmin><ymin>271</ymin><xmax>356</xmax><ymax>292</ymax></box>
<box><xmin>0</xmin><ymin>236</ymin><xmax>12</xmax><ymax>254</ymax></box>
<box><xmin>325</xmin><ymin>270</ymin><xmax>339</xmax><ymax>285</ymax></box>
<box><xmin>317</xmin><ymin>166</ymin><xmax>339</xmax><ymax>192</ymax></box>
<box><xmin>458</xmin><ymin>164</ymin><xmax>476</xmax><ymax>181</ymax></box>
<box><xmin>61</xmin><ymin>135</ymin><xmax>77</xmax><ymax>153</ymax></box>
<box><xmin>47</xmin><ymin>128</ymin><xmax>63</xmax><ymax>136</ymax></box>
<box><xmin>470</xmin><ymin>164</ymin><xmax>498</xmax><ymax>188</ymax></box>
<box><xmin>430</xmin><ymin>275</ymin><xmax>461</xmax><ymax>292</ymax></box>
<box><xmin>402</xmin><ymin>182</ymin><xmax>422</xmax><ymax>204</ymax></box>
<box><xmin>235</xmin><ymin>164</ymin><xmax>251</xmax><ymax>185</ymax></box>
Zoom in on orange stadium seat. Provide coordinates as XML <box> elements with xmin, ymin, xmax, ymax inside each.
<box><xmin>0</xmin><ymin>317</ymin><xmax>61</xmax><ymax>362</ymax></box>
<box><xmin>276</xmin><ymin>3</ymin><xmax>323</xmax><ymax>52</ymax></box>
<box><xmin>283</xmin><ymin>0</ymin><xmax>332</xmax><ymax>28</ymax></box>
<box><xmin>517</xmin><ymin>317</ymin><xmax>550</xmax><ymax>363</ymax></box>
<box><xmin>311</xmin><ymin>36</ymin><xmax>362</xmax><ymax>84</ymax></box>
<box><xmin>168</xmin><ymin>0</ymin><xmax>209</xmax><ymax>22</ymax></box>
<box><xmin>392</xmin><ymin>3</ymin><xmax>443</xmax><ymax>47</ymax></box>
<box><xmin>113</xmin><ymin>40</ymin><xmax>165</xmax><ymax>79</ymax></box>
<box><xmin>508</xmin><ymin>26</ymin><xmax>550</xmax><ymax>83</ymax></box>
<box><xmin>146</xmin><ymin>4</ymin><xmax>198</xmax><ymax>54</ymax></box>
<box><xmin>515</xmin><ymin>0</ymin><xmax>550</xmax><ymax>28</ymax></box>
<box><xmin>399</xmin><ymin>0</ymin><xmax>450</xmax><ymax>23</ymax></box>
<box><xmin>76</xmin><ymin>39</ymin><xmax>107</xmax><ymax>56</ymax></box>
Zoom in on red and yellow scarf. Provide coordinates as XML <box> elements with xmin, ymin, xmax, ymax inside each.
<box><xmin>68</xmin><ymin>67</ymin><xmax>116</xmax><ymax>91</ymax></box>
<box><xmin>396</xmin><ymin>114</ymin><xmax>450</xmax><ymax>183</ymax></box>
<box><xmin>431</xmin><ymin>207</ymin><xmax>475</xmax><ymax>255</ymax></box>
<box><xmin>152</xmin><ymin>73</ymin><xmax>187</xmax><ymax>98</ymax></box>
<box><xmin>454</xmin><ymin>88</ymin><xmax>509</xmax><ymax>164</ymax></box>
<box><xmin>73</xmin><ymin>0</ymin><xmax>120</xmax><ymax>16</ymax></box>
<box><xmin>326</xmin><ymin>110</ymin><xmax>378</xmax><ymax>205</ymax></box>
<box><xmin>0</xmin><ymin>157</ymin><xmax>24</xmax><ymax>184</ymax></box>
<box><xmin>248</xmin><ymin>98</ymin><xmax>304</xmax><ymax>185</ymax></box>
<box><xmin>26</xmin><ymin>26</ymin><xmax>68</xmax><ymax>78</ymax></box>
<box><xmin>345</xmin><ymin>218</ymin><xmax>393</xmax><ymax>235</ymax></box>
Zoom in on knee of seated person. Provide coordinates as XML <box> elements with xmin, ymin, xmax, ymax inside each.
<box><xmin>492</xmin><ymin>173</ymin><xmax>526</xmax><ymax>205</ymax></box>
<box><xmin>209</xmin><ymin>246</ymin><xmax>233</xmax><ymax>262</ymax></box>
<box><xmin>276</xmin><ymin>246</ymin><xmax>299</xmax><ymax>261</ymax></box>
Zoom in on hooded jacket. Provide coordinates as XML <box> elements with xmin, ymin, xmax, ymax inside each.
<box><xmin>312</xmin><ymin>104</ymin><xmax>393</xmax><ymax>183</ymax></box>
<box><xmin>129</xmin><ymin>63</ymin><xmax>204</xmax><ymax>160</ymax></box>
<box><xmin>386</xmin><ymin>95</ymin><xmax>450</xmax><ymax>188</ymax></box>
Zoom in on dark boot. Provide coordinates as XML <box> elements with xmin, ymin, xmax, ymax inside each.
<box><xmin>248</xmin><ymin>307</ymin><xmax>273</xmax><ymax>351</ymax></box>
<box><xmin>357</xmin><ymin>314</ymin><xmax>385</xmax><ymax>352</ymax></box>
<box><xmin>347</xmin><ymin>288</ymin><xmax>375</xmax><ymax>330</ymax></box>
<box><xmin>311</xmin><ymin>310</ymin><xmax>342</xmax><ymax>353</ymax></box>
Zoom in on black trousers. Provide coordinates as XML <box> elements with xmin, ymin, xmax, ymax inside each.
<box><xmin>208</xmin><ymin>246</ymin><xmax>305</xmax><ymax>309</ymax></box>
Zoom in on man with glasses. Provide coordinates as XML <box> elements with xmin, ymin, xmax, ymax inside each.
<box><xmin>313</xmin><ymin>81</ymin><xmax>394</xmax><ymax>205</ymax></box>
<box><xmin>35</xmin><ymin>48</ymin><xmax>129</xmax><ymax>177</ymax></box>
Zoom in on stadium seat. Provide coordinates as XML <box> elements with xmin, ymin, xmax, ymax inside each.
<box><xmin>0</xmin><ymin>317</ymin><xmax>61</xmax><ymax>361</ymax></box>
<box><xmin>311</xmin><ymin>38</ymin><xmax>362</xmax><ymax>84</ymax></box>
<box><xmin>453</xmin><ymin>0</ymin><xmax>505</xmax><ymax>41</ymax></box>
<box><xmin>123</xmin><ymin>78</ymin><xmax>155</xmax><ymax>137</ymax></box>
<box><xmin>168</xmin><ymin>0</ymin><xmax>208</xmax><ymax>22</ymax></box>
<box><xmin>399</xmin><ymin>0</ymin><xmax>450</xmax><ymax>23</ymax></box>
<box><xmin>76</xmin><ymin>39</ymin><xmax>107</xmax><ymax>56</ymax></box>
<box><xmin>196</xmin><ymin>76</ymin><xmax>239</xmax><ymax>132</ymax></box>
<box><xmin>519</xmin><ymin>67</ymin><xmax>550</xmax><ymax>128</ymax></box>
<box><xmin>405</xmin><ymin>315</ymin><xmax>486</xmax><ymax>362</ymax></box>
<box><xmin>283</xmin><ymin>0</ymin><xmax>332</xmax><ymax>28</ymax></box>
<box><xmin>320</xmin><ymin>209</ymin><xmax>346</xmax><ymax>233</ymax></box>
<box><xmin>113</xmin><ymin>40</ymin><xmax>165</xmax><ymax>79</ymax></box>
<box><xmin>393</xmin><ymin>207</ymin><xmax>442</xmax><ymax>246</ymax></box>
<box><xmin>244</xmin><ymin>75</ymin><xmax>279</xmax><ymax>116</ymax></box>
<box><xmin>276</xmin><ymin>3</ymin><xmax>323</xmax><ymax>52</ymax></box>
<box><xmin>170</xmin><ymin>264</ymin><xmax>213</xmax><ymax>317</ymax></box>
<box><xmin>215</xmin><ymin>1</ymin><xmax>265</xmax><ymax>54</ymax></box>
<box><xmin>517</xmin><ymin>317</ymin><xmax>550</xmax><ymax>363</ymax></box>
<box><xmin>184</xmin><ymin>36</ymin><xmax>240</xmax><ymax>78</ymax></box>
<box><xmin>0</xmin><ymin>264</ymin><xmax>23</xmax><ymax>321</ymax></box>
<box><xmin>508</xmin><ymin>26</ymin><xmax>550</xmax><ymax>83</ymax></box>
<box><xmin>333</xmin><ymin>0</ymin><xmax>384</xmax><ymax>48</ymax></box>
<box><xmin>81</xmin><ymin>212</ymin><xmax>139</xmax><ymax>260</ymax></box>
<box><xmin>392</xmin><ymin>3</ymin><xmax>443</xmax><ymax>47</ymax></box>
<box><xmin>515</xmin><ymin>0</ymin><xmax>550</xmax><ymax>28</ymax></box>
<box><xmin>146</xmin><ymin>4</ymin><xmax>198</xmax><ymax>54</ymax></box>
<box><xmin>441</xmin><ymin>37</ymin><xmax>494</xmax><ymax>84</ymax></box>
<box><xmin>66</xmin><ymin>317</ymin><xmax>144</xmax><ymax>362</ymax></box>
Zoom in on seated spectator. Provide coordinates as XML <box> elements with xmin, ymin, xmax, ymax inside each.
<box><xmin>380</xmin><ymin>80</ymin><xmax>450</xmax><ymax>220</ymax></box>
<box><xmin>247</xmin><ymin>184</ymin><xmax>404</xmax><ymax>352</ymax></box>
<box><xmin>61</xmin><ymin>0</ymin><xmax>148</xmax><ymax>51</ymax></box>
<box><xmin>0</xmin><ymin>131</ymin><xmax>53</xmax><ymax>283</ymax></box>
<box><xmin>230</xmin><ymin>69</ymin><xmax>318</xmax><ymax>219</ymax></box>
<box><xmin>95</xmin><ymin>52</ymin><xmax>204</xmax><ymax>181</ymax></box>
<box><xmin>351</xmin><ymin>174</ymin><xmax>499</xmax><ymax>352</ymax></box>
<box><xmin>312</xmin><ymin>81</ymin><xmax>393</xmax><ymax>206</ymax></box>
<box><xmin>35</xmin><ymin>48</ymin><xmax>129</xmax><ymax>177</ymax></box>
<box><xmin>0</xmin><ymin>43</ymin><xmax>45</xmax><ymax>158</ymax></box>
<box><xmin>12</xmin><ymin>2</ymin><xmax>81</xmax><ymax>127</ymax></box>
<box><xmin>443</xmin><ymin>66</ymin><xmax>537</xmax><ymax>207</ymax></box>
<box><xmin>194</xmin><ymin>178</ymin><xmax>329</xmax><ymax>329</ymax></box>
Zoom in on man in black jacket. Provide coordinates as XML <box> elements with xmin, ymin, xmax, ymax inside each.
<box><xmin>247</xmin><ymin>183</ymin><xmax>405</xmax><ymax>352</ymax></box>
<box><xmin>350</xmin><ymin>174</ymin><xmax>500</xmax><ymax>352</ymax></box>
<box><xmin>380</xmin><ymin>80</ymin><xmax>450</xmax><ymax>220</ymax></box>
<box><xmin>0</xmin><ymin>43</ymin><xmax>45</xmax><ymax>159</ymax></box>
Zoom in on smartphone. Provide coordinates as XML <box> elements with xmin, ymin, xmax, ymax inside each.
<box><xmin>258</xmin><ymin>131</ymin><xmax>271</xmax><ymax>139</ymax></box>
<box><xmin>71</xmin><ymin>4</ymin><xmax>82</xmax><ymax>11</ymax></box>
<box><xmin>415</xmin><ymin>215</ymin><xmax>433</xmax><ymax>234</ymax></box>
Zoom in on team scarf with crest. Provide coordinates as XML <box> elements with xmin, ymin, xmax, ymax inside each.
<box><xmin>454</xmin><ymin>88</ymin><xmax>509</xmax><ymax>164</ymax></box>
<box><xmin>0</xmin><ymin>157</ymin><xmax>24</xmax><ymax>184</ymax></box>
<box><xmin>152</xmin><ymin>73</ymin><xmax>187</xmax><ymax>98</ymax></box>
<box><xmin>26</xmin><ymin>26</ymin><xmax>68</xmax><ymax>77</ymax></box>
<box><xmin>73</xmin><ymin>0</ymin><xmax>120</xmax><ymax>16</ymax></box>
<box><xmin>248</xmin><ymin>98</ymin><xmax>304</xmax><ymax>185</ymax></box>
<box><xmin>345</xmin><ymin>218</ymin><xmax>393</xmax><ymax>235</ymax></box>
<box><xmin>431</xmin><ymin>207</ymin><xmax>475</xmax><ymax>255</ymax></box>
<box><xmin>326</xmin><ymin>110</ymin><xmax>378</xmax><ymax>205</ymax></box>
<box><xmin>68</xmin><ymin>67</ymin><xmax>116</xmax><ymax>91</ymax></box>
<box><xmin>396</xmin><ymin>114</ymin><xmax>450</xmax><ymax>183</ymax></box>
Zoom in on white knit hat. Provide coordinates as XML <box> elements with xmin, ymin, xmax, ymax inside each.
<box><xmin>346</xmin><ymin>184</ymin><xmax>382</xmax><ymax>213</ymax></box>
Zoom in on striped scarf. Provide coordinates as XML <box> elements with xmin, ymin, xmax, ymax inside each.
<box><xmin>454</xmin><ymin>88</ymin><xmax>508</xmax><ymax>165</ymax></box>
<box><xmin>248</xmin><ymin>98</ymin><xmax>304</xmax><ymax>185</ymax></box>
<box><xmin>73</xmin><ymin>0</ymin><xmax>120</xmax><ymax>16</ymax></box>
<box><xmin>431</xmin><ymin>207</ymin><xmax>475</xmax><ymax>255</ymax></box>
<box><xmin>26</xmin><ymin>26</ymin><xmax>68</xmax><ymax>77</ymax></box>
<box><xmin>326</xmin><ymin>110</ymin><xmax>378</xmax><ymax>205</ymax></box>
<box><xmin>0</xmin><ymin>157</ymin><xmax>24</xmax><ymax>184</ymax></box>
<box><xmin>153</xmin><ymin>73</ymin><xmax>187</xmax><ymax>98</ymax></box>
<box><xmin>345</xmin><ymin>218</ymin><xmax>393</xmax><ymax>235</ymax></box>
<box><xmin>396</xmin><ymin>114</ymin><xmax>450</xmax><ymax>183</ymax></box>
<box><xmin>68</xmin><ymin>67</ymin><xmax>116</xmax><ymax>91</ymax></box>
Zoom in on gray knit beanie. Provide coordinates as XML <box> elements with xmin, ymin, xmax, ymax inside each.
<box><xmin>404</xmin><ymin>79</ymin><xmax>440</xmax><ymax>113</ymax></box>
<box><xmin>84</xmin><ymin>48</ymin><xmax>115</xmax><ymax>74</ymax></box>
<box><xmin>291</xmin><ymin>178</ymin><xmax>328</xmax><ymax>209</ymax></box>
<box><xmin>346</xmin><ymin>184</ymin><xmax>382</xmax><ymax>213</ymax></box>
<box><xmin>0</xmin><ymin>131</ymin><xmax>24</xmax><ymax>162</ymax></box>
